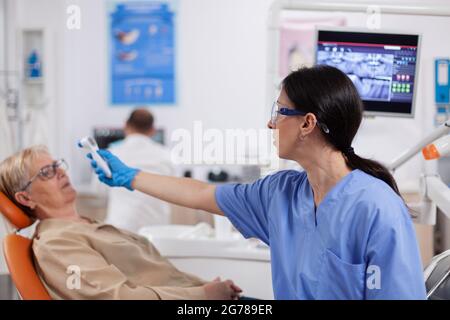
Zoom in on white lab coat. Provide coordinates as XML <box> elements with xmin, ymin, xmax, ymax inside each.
<box><xmin>105</xmin><ymin>134</ymin><xmax>174</xmax><ymax>233</ymax></box>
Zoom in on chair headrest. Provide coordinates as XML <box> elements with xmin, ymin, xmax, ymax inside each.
<box><xmin>0</xmin><ymin>192</ymin><xmax>33</xmax><ymax>230</ymax></box>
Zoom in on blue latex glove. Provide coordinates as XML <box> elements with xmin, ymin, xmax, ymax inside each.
<box><xmin>87</xmin><ymin>149</ymin><xmax>140</xmax><ymax>191</ymax></box>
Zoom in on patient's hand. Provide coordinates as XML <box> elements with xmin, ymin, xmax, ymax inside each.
<box><xmin>203</xmin><ymin>277</ymin><xmax>243</xmax><ymax>300</ymax></box>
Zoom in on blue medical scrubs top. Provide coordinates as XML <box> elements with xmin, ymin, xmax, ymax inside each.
<box><xmin>215</xmin><ymin>169</ymin><xmax>427</xmax><ymax>300</ymax></box>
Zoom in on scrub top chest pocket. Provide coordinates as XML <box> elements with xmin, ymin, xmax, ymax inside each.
<box><xmin>315</xmin><ymin>248</ymin><xmax>367</xmax><ymax>300</ymax></box>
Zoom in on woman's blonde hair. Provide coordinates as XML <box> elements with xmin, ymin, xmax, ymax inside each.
<box><xmin>0</xmin><ymin>145</ymin><xmax>50</xmax><ymax>216</ymax></box>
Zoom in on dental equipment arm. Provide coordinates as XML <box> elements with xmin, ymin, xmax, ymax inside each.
<box><xmin>388</xmin><ymin>120</ymin><xmax>449</xmax><ymax>171</ymax></box>
<box><xmin>423</xmin><ymin>135</ymin><xmax>450</xmax><ymax>160</ymax></box>
<box><xmin>388</xmin><ymin>120</ymin><xmax>450</xmax><ymax>221</ymax></box>
<box><xmin>424</xmin><ymin>175</ymin><xmax>450</xmax><ymax>219</ymax></box>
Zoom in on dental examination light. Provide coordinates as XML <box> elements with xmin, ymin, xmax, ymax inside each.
<box><xmin>389</xmin><ymin>120</ymin><xmax>450</xmax><ymax>224</ymax></box>
<box><xmin>78</xmin><ymin>136</ymin><xmax>112</xmax><ymax>178</ymax></box>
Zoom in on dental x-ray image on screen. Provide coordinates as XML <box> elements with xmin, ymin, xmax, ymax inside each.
<box><xmin>318</xmin><ymin>50</ymin><xmax>394</xmax><ymax>101</ymax></box>
<box><xmin>315</xmin><ymin>28</ymin><xmax>421</xmax><ymax>117</ymax></box>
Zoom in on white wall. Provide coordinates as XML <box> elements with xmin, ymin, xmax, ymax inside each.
<box><xmin>4</xmin><ymin>0</ymin><xmax>450</xmax><ymax>190</ymax></box>
<box><xmin>0</xmin><ymin>0</ymin><xmax>4</xmax><ymax>84</ymax></box>
<box><xmin>57</xmin><ymin>0</ymin><xmax>274</xmax><ymax>186</ymax></box>
<box><xmin>0</xmin><ymin>0</ymin><xmax>16</xmax><ymax>161</ymax></box>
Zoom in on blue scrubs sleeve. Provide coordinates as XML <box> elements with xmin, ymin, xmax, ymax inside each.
<box><xmin>215</xmin><ymin>175</ymin><xmax>274</xmax><ymax>244</ymax></box>
<box><xmin>364</xmin><ymin>202</ymin><xmax>427</xmax><ymax>300</ymax></box>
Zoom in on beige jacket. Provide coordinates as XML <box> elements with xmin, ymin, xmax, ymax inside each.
<box><xmin>32</xmin><ymin>218</ymin><xmax>207</xmax><ymax>300</ymax></box>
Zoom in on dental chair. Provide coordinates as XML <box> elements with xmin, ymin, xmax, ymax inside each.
<box><xmin>0</xmin><ymin>192</ymin><xmax>51</xmax><ymax>300</ymax></box>
<box><xmin>424</xmin><ymin>249</ymin><xmax>450</xmax><ymax>300</ymax></box>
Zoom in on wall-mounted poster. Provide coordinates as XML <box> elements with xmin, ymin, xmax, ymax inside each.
<box><xmin>109</xmin><ymin>1</ymin><xmax>176</xmax><ymax>105</ymax></box>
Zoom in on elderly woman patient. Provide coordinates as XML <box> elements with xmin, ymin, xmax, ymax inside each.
<box><xmin>0</xmin><ymin>146</ymin><xmax>242</xmax><ymax>300</ymax></box>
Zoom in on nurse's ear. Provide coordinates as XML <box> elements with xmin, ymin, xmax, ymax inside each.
<box><xmin>298</xmin><ymin>113</ymin><xmax>318</xmax><ymax>140</ymax></box>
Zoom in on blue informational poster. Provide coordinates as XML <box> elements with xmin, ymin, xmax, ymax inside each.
<box><xmin>109</xmin><ymin>1</ymin><xmax>176</xmax><ymax>105</ymax></box>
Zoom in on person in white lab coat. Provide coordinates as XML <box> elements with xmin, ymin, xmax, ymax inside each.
<box><xmin>105</xmin><ymin>108</ymin><xmax>174</xmax><ymax>232</ymax></box>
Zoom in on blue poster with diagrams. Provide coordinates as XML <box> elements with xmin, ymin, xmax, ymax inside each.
<box><xmin>109</xmin><ymin>2</ymin><xmax>176</xmax><ymax>105</ymax></box>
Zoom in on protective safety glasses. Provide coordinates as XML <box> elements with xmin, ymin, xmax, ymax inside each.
<box><xmin>269</xmin><ymin>101</ymin><xmax>330</xmax><ymax>134</ymax></box>
<box><xmin>270</xmin><ymin>101</ymin><xmax>306</xmax><ymax>126</ymax></box>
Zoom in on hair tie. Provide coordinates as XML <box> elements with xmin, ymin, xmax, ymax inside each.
<box><xmin>343</xmin><ymin>147</ymin><xmax>355</xmax><ymax>155</ymax></box>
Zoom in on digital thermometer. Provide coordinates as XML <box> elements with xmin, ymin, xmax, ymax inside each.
<box><xmin>78</xmin><ymin>136</ymin><xmax>112</xmax><ymax>178</ymax></box>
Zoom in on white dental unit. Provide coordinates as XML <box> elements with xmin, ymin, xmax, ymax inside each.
<box><xmin>139</xmin><ymin>223</ymin><xmax>273</xmax><ymax>299</ymax></box>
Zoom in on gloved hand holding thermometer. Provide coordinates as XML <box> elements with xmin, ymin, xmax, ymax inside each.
<box><xmin>78</xmin><ymin>136</ymin><xmax>140</xmax><ymax>191</ymax></box>
<box><xmin>78</xmin><ymin>137</ymin><xmax>113</xmax><ymax>178</ymax></box>
<box><xmin>86</xmin><ymin>149</ymin><xmax>140</xmax><ymax>191</ymax></box>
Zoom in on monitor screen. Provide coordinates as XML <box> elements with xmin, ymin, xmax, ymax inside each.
<box><xmin>94</xmin><ymin>127</ymin><xmax>165</xmax><ymax>149</ymax></box>
<box><xmin>94</xmin><ymin>128</ymin><xmax>125</xmax><ymax>149</ymax></box>
<box><xmin>315</xmin><ymin>28</ymin><xmax>420</xmax><ymax>117</ymax></box>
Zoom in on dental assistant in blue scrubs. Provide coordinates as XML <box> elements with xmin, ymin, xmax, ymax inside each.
<box><xmin>89</xmin><ymin>65</ymin><xmax>426</xmax><ymax>300</ymax></box>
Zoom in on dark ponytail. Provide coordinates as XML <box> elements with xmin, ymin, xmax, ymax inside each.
<box><xmin>282</xmin><ymin>65</ymin><xmax>402</xmax><ymax>199</ymax></box>
<box><xmin>344</xmin><ymin>152</ymin><xmax>400</xmax><ymax>196</ymax></box>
